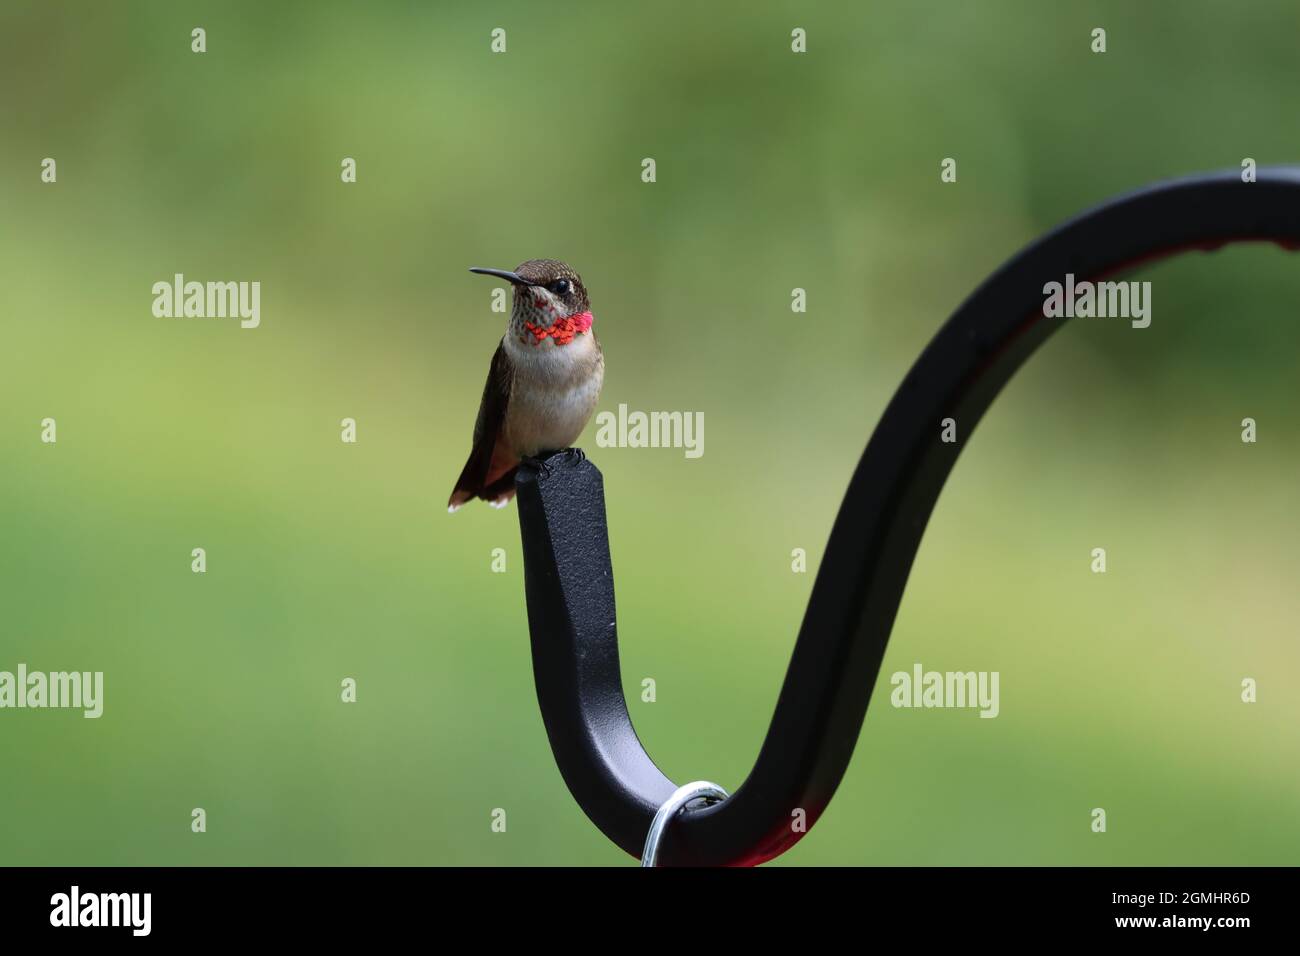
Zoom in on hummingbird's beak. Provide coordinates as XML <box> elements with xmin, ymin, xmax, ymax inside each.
<box><xmin>469</xmin><ymin>267</ymin><xmax>531</xmax><ymax>286</ymax></box>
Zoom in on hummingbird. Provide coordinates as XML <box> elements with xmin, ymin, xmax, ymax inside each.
<box><xmin>448</xmin><ymin>259</ymin><xmax>604</xmax><ymax>511</ymax></box>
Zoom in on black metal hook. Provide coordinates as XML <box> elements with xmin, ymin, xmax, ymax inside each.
<box><xmin>515</xmin><ymin>168</ymin><xmax>1300</xmax><ymax>866</ymax></box>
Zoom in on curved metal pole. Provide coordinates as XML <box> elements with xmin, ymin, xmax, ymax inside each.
<box><xmin>515</xmin><ymin>168</ymin><xmax>1300</xmax><ymax>866</ymax></box>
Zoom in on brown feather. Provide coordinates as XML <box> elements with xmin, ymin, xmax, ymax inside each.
<box><xmin>448</xmin><ymin>340</ymin><xmax>516</xmax><ymax>508</ymax></box>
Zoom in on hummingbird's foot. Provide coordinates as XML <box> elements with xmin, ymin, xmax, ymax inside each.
<box><xmin>520</xmin><ymin>456</ymin><xmax>553</xmax><ymax>480</ymax></box>
<box><xmin>559</xmin><ymin>447</ymin><xmax>587</xmax><ymax>463</ymax></box>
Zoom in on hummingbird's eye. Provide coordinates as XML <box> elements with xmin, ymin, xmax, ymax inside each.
<box><xmin>551</xmin><ymin>278</ymin><xmax>571</xmax><ymax>295</ymax></box>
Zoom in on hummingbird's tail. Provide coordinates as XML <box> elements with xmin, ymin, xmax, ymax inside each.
<box><xmin>447</xmin><ymin>445</ymin><xmax>518</xmax><ymax>512</ymax></box>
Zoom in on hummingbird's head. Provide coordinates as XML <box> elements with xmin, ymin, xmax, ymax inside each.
<box><xmin>470</xmin><ymin>260</ymin><xmax>591</xmax><ymax>335</ymax></box>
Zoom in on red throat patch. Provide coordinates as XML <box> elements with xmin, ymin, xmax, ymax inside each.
<box><xmin>523</xmin><ymin>311</ymin><xmax>594</xmax><ymax>346</ymax></box>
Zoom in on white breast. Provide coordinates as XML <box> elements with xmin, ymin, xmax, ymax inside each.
<box><xmin>503</xmin><ymin>332</ymin><xmax>604</xmax><ymax>457</ymax></box>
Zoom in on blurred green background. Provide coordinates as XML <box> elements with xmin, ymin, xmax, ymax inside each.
<box><xmin>2</xmin><ymin>0</ymin><xmax>1298</xmax><ymax>866</ymax></box>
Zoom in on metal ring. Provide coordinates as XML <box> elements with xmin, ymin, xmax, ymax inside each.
<box><xmin>641</xmin><ymin>781</ymin><xmax>729</xmax><ymax>867</ymax></box>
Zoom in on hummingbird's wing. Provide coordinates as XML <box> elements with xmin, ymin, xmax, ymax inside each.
<box><xmin>448</xmin><ymin>340</ymin><xmax>515</xmax><ymax>509</ymax></box>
